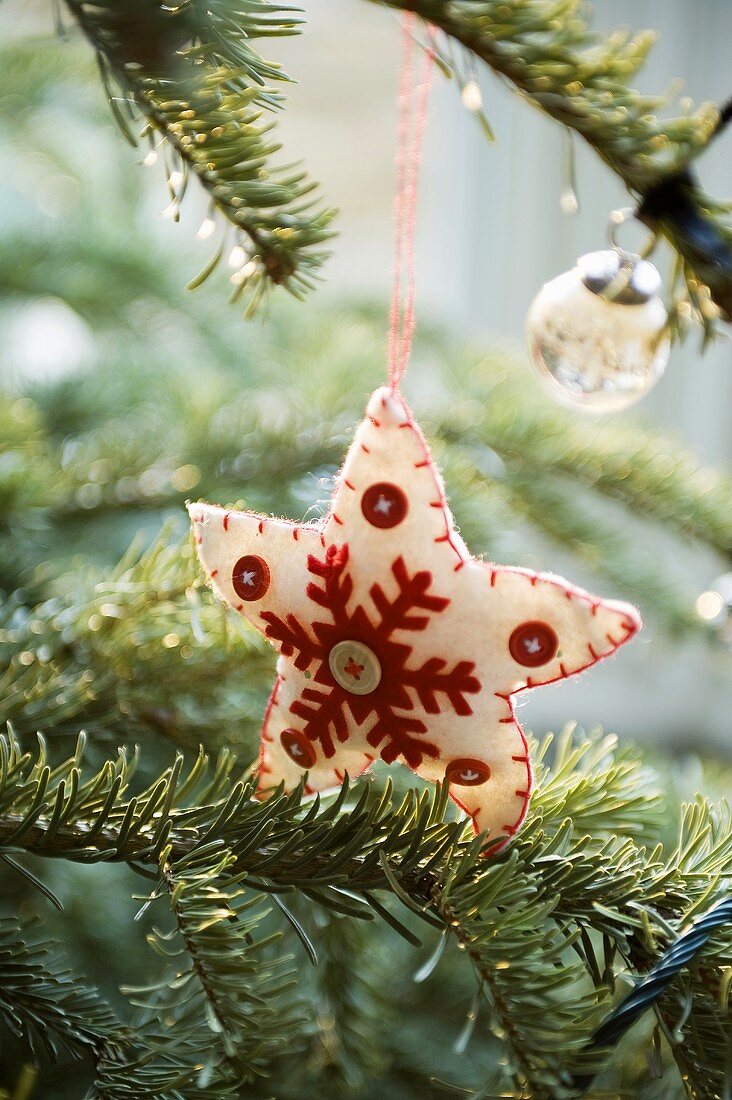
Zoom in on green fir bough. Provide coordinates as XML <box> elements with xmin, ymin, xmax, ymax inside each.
<box><xmin>60</xmin><ymin>0</ymin><xmax>732</xmax><ymax>329</ymax></box>
<box><xmin>1</xmin><ymin>7</ymin><xmax>732</xmax><ymax>1099</ymax></box>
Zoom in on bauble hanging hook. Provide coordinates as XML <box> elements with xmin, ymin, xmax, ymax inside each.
<box><xmin>526</xmin><ymin>208</ymin><xmax>671</xmax><ymax>413</ymax></box>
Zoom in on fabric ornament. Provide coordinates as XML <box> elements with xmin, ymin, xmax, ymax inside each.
<box><xmin>188</xmin><ymin>18</ymin><xmax>641</xmax><ymax>851</ymax></box>
<box><xmin>188</xmin><ymin>387</ymin><xmax>641</xmax><ymax>850</ymax></box>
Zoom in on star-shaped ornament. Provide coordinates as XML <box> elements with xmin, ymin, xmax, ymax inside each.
<box><xmin>189</xmin><ymin>387</ymin><xmax>641</xmax><ymax>849</ymax></box>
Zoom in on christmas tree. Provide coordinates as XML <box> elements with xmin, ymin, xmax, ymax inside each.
<box><xmin>1</xmin><ymin>3</ymin><xmax>731</xmax><ymax>1098</ymax></box>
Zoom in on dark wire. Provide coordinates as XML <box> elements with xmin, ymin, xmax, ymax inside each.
<box><xmin>636</xmin><ymin>93</ymin><xmax>732</xmax><ymax>302</ymax></box>
<box><xmin>570</xmin><ymin>896</ymin><xmax>732</xmax><ymax>1095</ymax></box>
<box><xmin>715</xmin><ymin>96</ymin><xmax>732</xmax><ymax>136</ymax></box>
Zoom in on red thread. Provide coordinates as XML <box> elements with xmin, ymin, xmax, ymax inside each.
<box><xmin>493</xmin><ymin>697</ymin><xmax>532</xmax><ymax>841</ymax></box>
<box><xmin>388</xmin><ymin>15</ymin><xmax>433</xmax><ymax>392</ymax></box>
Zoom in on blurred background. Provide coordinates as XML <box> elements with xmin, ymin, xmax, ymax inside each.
<box><xmin>0</xmin><ymin>1</ymin><xmax>731</xmax><ymax>1096</ymax></box>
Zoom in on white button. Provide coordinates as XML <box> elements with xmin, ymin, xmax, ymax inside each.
<box><xmin>328</xmin><ymin>640</ymin><xmax>381</xmax><ymax>695</ymax></box>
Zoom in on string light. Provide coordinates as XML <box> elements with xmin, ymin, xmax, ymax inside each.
<box><xmin>228</xmin><ymin>244</ymin><xmax>248</xmax><ymax>268</ymax></box>
<box><xmin>461</xmin><ymin>78</ymin><xmax>482</xmax><ymax>112</ymax></box>
<box><xmin>197</xmin><ymin>217</ymin><xmax>216</xmax><ymax>240</ymax></box>
<box><xmin>229</xmin><ymin>260</ymin><xmax>257</xmax><ymax>285</ymax></box>
<box><xmin>169</xmin><ymin>170</ymin><xmax>184</xmax><ymax>190</ymax></box>
<box><xmin>142</xmin><ymin>149</ymin><xmax>158</xmax><ymax>167</ymax></box>
<box><xmin>161</xmin><ymin>201</ymin><xmax>179</xmax><ymax>220</ymax></box>
<box><xmin>696</xmin><ymin>590</ymin><xmax>724</xmax><ymax>621</ymax></box>
<box><xmin>560</xmin><ymin>187</ymin><xmax>579</xmax><ymax>214</ymax></box>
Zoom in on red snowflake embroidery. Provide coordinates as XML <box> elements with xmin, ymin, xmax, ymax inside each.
<box><xmin>261</xmin><ymin>544</ymin><xmax>481</xmax><ymax>767</ymax></box>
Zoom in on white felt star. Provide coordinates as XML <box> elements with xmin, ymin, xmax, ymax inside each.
<box><xmin>188</xmin><ymin>387</ymin><xmax>641</xmax><ymax>849</ymax></box>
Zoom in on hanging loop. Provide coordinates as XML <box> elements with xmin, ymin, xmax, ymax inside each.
<box><xmin>608</xmin><ymin>206</ymin><xmax>657</xmax><ymax>260</ymax></box>
<box><xmin>387</xmin><ymin>16</ymin><xmax>434</xmax><ymax>393</ymax></box>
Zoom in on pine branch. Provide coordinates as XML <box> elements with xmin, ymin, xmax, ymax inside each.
<box><xmin>376</xmin><ymin>0</ymin><xmax>732</xmax><ymax>328</ymax></box>
<box><xmin>88</xmin><ymin>1057</ymin><xmax>244</xmax><ymax>1100</ymax></box>
<box><xmin>0</xmin><ymin>916</ymin><xmax>124</xmax><ymax>1063</ymax></box>
<box><xmin>122</xmin><ymin>847</ymin><xmax>307</xmax><ymax>1089</ymax></box>
<box><xmin>416</xmin><ymin>734</ymin><xmax>665</xmax><ymax>1097</ymax></box>
<box><xmin>5</xmin><ymin>18</ymin><xmax>732</xmax><ymax>1092</ymax></box>
<box><xmin>514</xmin><ymin>742</ymin><xmax>732</xmax><ymax>1098</ymax></box>
<box><xmin>416</xmin><ymin>736</ymin><xmax>731</xmax><ymax>1097</ymax></box>
<box><xmin>3</xmin><ymin>323</ymin><xmax>729</xmax><ymax>669</ymax></box>
<box><xmin>61</xmin><ymin>0</ymin><xmax>335</xmax><ymax>307</ymax></box>
<box><xmin>297</xmin><ymin>913</ymin><xmax>393</xmax><ymax>1091</ymax></box>
<box><xmin>0</xmin><ymin>534</ymin><xmax>273</xmax><ymax>755</ymax></box>
<box><xmin>1</xmin><ymin>725</ymin><xmax>730</xmax><ymax>1097</ymax></box>
<box><xmin>0</xmin><ymin>728</ymin><xmax>465</xmax><ymax>894</ymax></box>
<box><xmin>2</xmin><ymin>293</ymin><xmax>728</xmax><ymax>644</ymax></box>
<box><xmin>58</xmin><ymin>1</ymin><xmax>732</xmax><ymax>326</ymax></box>
<box><xmin>439</xmin><ymin>448</ymin><xmax>699</xmax><ymax>637</ymax></box>
<box><xmin>440</xmin><ymin>364</ymin><xmax>732</xmax><ymax>562</ymax></box>
<box><xmin>494</xmin><ymin>472</ymin><xmax>698</xmax><ymax>636</ymax></box>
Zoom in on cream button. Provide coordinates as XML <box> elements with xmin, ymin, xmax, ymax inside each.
<box><xmin>328</xmin><ymin>640</ymin><xmax>381</xmax><ymax>695</ymax></box>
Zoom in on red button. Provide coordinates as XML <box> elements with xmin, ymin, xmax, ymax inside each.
<box><xmin>508</xmin><ymin>621</ymin><xmax>558</xmax><ymax>667</ymax></box>
<box><xmin>446</xmin><ymin>758</ymin><xmax>491</xmax><ymax>786</ymax></box>
<box><xmin>361</xmin><ymin>482</ymin><xmax>408</xmax><ymax>529</ymax></box>
<box><xmin>232</xmin><ymin>555</ymin><xmax>270</xmax><ymax>601</ymax></box>
<box><xmin>280</xmin><ymin>728</ymin><xmax>317</xmax><ymax>768</ymax></box>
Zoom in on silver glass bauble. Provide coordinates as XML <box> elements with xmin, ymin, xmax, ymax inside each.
<box><xmin>527</xmin><ymin>250</ymin><xmax>670</xmax><ymax>413</ymax></box>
